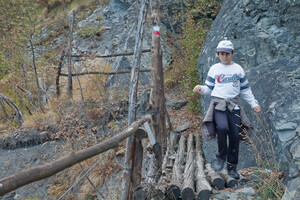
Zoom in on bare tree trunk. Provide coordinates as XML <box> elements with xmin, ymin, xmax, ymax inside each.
<box><xmin>67</xmin><ymin>10</ymin><xmax>75</xmax><ymax>99</ymax></box>
<box><xmin>19</xmin><ymin>63</ymin><xmax>28</xmax><ymax>89</ymax></box>
<box><xmin>122</xmin><ymin>0</ymin><xmax>149</xmax><ymax>199</ymax></box>
<box><xmin>56</xmin><ymin>50</ymin><xmax>65</xmax><ymax>97</ymax></box>
<box><xmin>0</xmin><ymin>115</ymin><xmax>151</xmax><ymax>196</ymax></box>
<box><xmin>38</xmin><ymin>78</ymin><xmax>48</xmax><ymax>106</ymax></box>
<box><xmin>17</xmin><ymin>85</ymin><xmax>36</xmax><ymax>111</ymax></box>
<box><xmin>29</xmin><ymin>39</ymin><xmax>43</xmax><ymax>112</ymax></box>
<box><xmin>73</xmin><ymin>66</ymin><xmax>89</xmax><ymax>125</ymax></box>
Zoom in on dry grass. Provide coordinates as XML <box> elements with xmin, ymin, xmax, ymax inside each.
<box><xmin>245</xmin><ymin>112</ymin><xmax>286</xmax><ymax>199</ymax></box>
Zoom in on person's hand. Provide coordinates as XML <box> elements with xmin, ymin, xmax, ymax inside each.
<box><xmin>253</xmin><ymin>106</ymin><xmax>261</xmax><ymax>113</ymax></box>
<box><xmin>193</xmin><ymin>85</ymin><xmax>202</xmax><ymax>93</ymax></box>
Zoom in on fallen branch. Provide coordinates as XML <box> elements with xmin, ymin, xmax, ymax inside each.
<box><xmin>0</xmin><ymin>115</ymin><xmax>151</xmax><ymax>195</ymax></box>
<box><xmin>16</xmin><ymin>85</ymin><xmax>37</xmax><ymax>110</ymax></box>
<box><xmin>0</xmin><ymin>93</ymin><xmax>24</xmax><ymax>125</ymax></box>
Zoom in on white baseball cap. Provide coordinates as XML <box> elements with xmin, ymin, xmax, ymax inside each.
<box><xmin>216</xmin><ymin>40</ymin><xmax>234</xmax><ymax>53</ymax></box>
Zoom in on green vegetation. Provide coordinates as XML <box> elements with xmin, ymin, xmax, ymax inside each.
<box><xmin>164</xmin><ymin>0</ymin><xmax>221</xmax><ymax>113</ymax></box>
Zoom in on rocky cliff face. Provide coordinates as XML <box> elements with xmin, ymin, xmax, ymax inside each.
<box><xmin>197</xmin><ymin>0</ymin><xmax>300</xmax><ymax>198</ymax></box>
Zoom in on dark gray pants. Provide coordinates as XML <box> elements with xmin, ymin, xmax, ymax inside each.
<box><xmin>214</xmin><ymin>108</ymin><xmax>241</xmax><ymax>170</ymax></box>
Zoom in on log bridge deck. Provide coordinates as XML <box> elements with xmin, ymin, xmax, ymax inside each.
<box><xmin>158</xmin><ymin>132</ymin><xmax>248</xmax><ymax>200</ymax></box>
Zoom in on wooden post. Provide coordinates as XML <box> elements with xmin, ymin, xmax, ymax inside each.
<box><xmin>29</xmin><ymin>39</ymin><xmax>43</xmax><ymax>112</ymax></box>
<box><xmin>67</xmin><ymin>10</ymin><xmax>75</xmax><ymax>99</ymax></box>
<box><xmin>121</xmin><ymin>0</ymin><xmax>149</xmax><ymax>199</ymax></box>
<box><xmin>150</xmin><ymin>0</ymin><xmax>166</xmax><ymax>180</ymax></box>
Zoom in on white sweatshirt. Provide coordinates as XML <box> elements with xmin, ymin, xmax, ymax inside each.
<box><xmin>200</xmin><ymin>62</ymin><xmax>259</xmax><ymax>108</ymax></box>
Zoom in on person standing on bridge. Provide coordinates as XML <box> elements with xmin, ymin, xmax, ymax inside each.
<box><xmin>193</xmin><ymin>40</ymin><xmax>261</xmax><ymax>179</ymax></box>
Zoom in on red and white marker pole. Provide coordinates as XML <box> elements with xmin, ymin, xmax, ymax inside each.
<box><xmin>153</xmin><ymin>25</ymin><xmax>160</xmax><ymax>36</ymax></box>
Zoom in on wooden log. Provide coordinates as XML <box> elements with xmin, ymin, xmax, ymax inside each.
<box><xmin>166</xmin><ymin>185</ymin><xmax>181</xmax><ymax>200</ymax></box>
<box><xmin>167</xmin><ymin>134</ymin><xmax>186</xmax><ymax>199</ymax></box>
<box><xmin>162</xmin><ymin>146</ymin><xmax>169</xmax><ymax>176</ymax></box>
<box><xmin>205</xmin><ymin>164</ymin><xmax>225</xmax><ymax>190</ymax></box>
<box><xmin>169</xmin><ymin>131</ymin><xmax>179</xmax><ymax>153</ymax></box>
<box><xmin>220</xmin><ymin>169</ymin><xmax>238</xmax><ymax>188</ymax></box>
<box><xmin>166</xmin><ymin>131</ymin><xmax>178</xmax><ymax>169</ymax></box>
<box><xmin>60</xmin><ymin>69</ymin><xmax>151</xmax><ymax>77</ymax></box>
<box><xmin>182</xmin><ymin>133</ymin><xmax>195</xmax><ymax>200</ymax></box>
<box><xmin>239</xmin><ymin>173</ymin><xmax>248</xmax><ymax>185</ymax></box>
<box><xmin>194</xmin><ymin>134</ymin><xmax>212</xmax><ymax>200</ymax></box>
<box><xmin>166</xmin><ymin>131</ymin><xmax>179</xmax><ymax>169</ymax></box>
<box><xmin>70</xmin><ymin>49</ymin><xmax>151</xmax><ymax>58</ymax></box>
<box><xmin>131</xmin><ymin>137</ymin><xmax>144</xmax><ymax>188</ymax></box>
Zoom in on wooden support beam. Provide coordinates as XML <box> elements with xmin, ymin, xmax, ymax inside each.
<box><xmin>195</xmin><ymin>134</ymin><xmax>212</xmax><ymax>200</ymax></box>
<box><xmin>71</xmin><ymin>49</ymin><xmax>151</xmax><ymax>58</ymax></box>
<box><xmin>205</xmin><ymin>163</ymin><xmax>225</xmax><ymax>190</ymax></box>
<box><xmin>182</xmin><ymin>133</ymin><xmax>195</xmax><ymax>200</ymax></box>
<box><xmin>220</xmin><ymin>169</ymin><xmax>238</xmax><ymax>188</ymax></box>
<box><xmin>239</xmin><ymin>173</ymin><xmax>248</xmax><ymax>185</ymax></box>
<box><xmin>167</xmin><ymin>134</ymin><xmax>186</xmax><ymax>199</ymax></box>
<box><xmin>60</xmin><ymin>69</ymin><xmax>151</xmax><ymax>77</ymax></box>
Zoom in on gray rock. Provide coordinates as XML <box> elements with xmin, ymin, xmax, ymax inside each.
<box><xmin>104</xmin><ymin>1</ymin><xmax>172</xmax><ymax>91</ymax></box>
<box><xmin>198</xmin><ymin>0</ymin><xmax>300</xmax><ymax>173</ymax></box>
<box><xmin>166</xmin><ymin>101</ymin><xmax>188</xmax><ymax>110</ymax></box>
<box><xmin>174</xmin><ymin>122</ymin><xmax>190</xmax><ymax>133</ymax></box>
<box><xmin>276</xmin><ymin>121</ymin><xmax>297</xmax><ymax>142</ymax></box>
<box><xmin>290</xmin><ymin>138</ymin><xmax>300</xmax><ymax>159</ymax></box>
<box><xmin>212</xmin><ymin>186</ymin><xmax>255</xmax><ymax>200</ymax></box>
<box><xmin>281</xmin><ymin>177</ymin><xmax>300</xmax><ymax>200</ymax></box>
<box><xmin>276</xmin><ymin>121</ymin><xmax>298</xmax><ymax>131</ymax></box>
